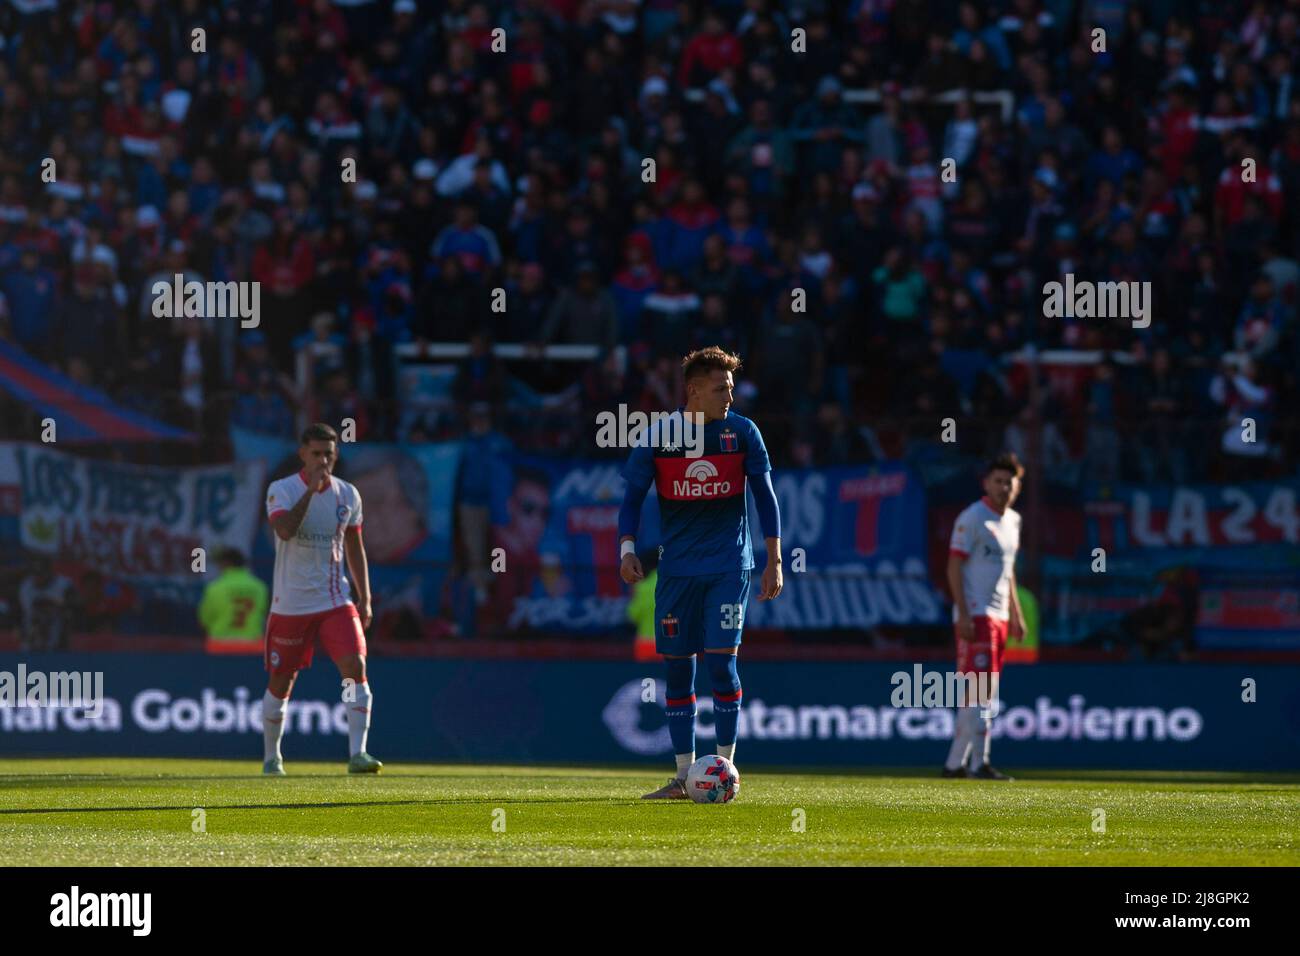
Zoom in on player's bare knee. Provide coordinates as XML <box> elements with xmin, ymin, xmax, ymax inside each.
<box><xmin>338</xmin><ymin>654</ymin><xmax>366</xmax><ymax>682</ymax></box>
<box><xmin>268</xmin><ymin>673</ymin><xmax>296</xmax><ymax>698</ymax></box>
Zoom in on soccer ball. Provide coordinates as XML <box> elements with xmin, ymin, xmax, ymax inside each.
<box><xmin>686</xmin><ymin>755</ymin><xmax>740</xmax><ymax>804</ymax></box>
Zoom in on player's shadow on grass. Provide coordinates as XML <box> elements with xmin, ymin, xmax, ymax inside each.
<box><xmin>0</xmin><ymin>795</ymin><xmax>642</xmax><ymax>815</ymax></box>
<box><xmin>967</xmin><ymin>769</ymin><xmax>1300</xmax><ymax>785</ymax></box>
<box><xmin>0</xmin><ymin>770</ymin><xmax>644</xmax><ymax>787</ymax></box>
<box><xmin>0</xmin><ymin>771</ymin><xmax>519</xmax><ymax>784</ymax></box>
<box><xmin>0</xmin><ymin>773</ymin><xmax>381</xmax><ymax>788</ymax></box>
<box><xmin>739</xmin><ymin>766</ymin><xmax>1300</xmax><ymax>785</ymax></box>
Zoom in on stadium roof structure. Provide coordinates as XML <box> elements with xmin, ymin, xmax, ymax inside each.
<box><xmin>0</xmin><ymin>341</ymin><xmax>196</xmax><ymax>443</ymax></box>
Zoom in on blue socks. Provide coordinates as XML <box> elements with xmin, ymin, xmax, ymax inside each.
<box><xmin>706</xmin><ymin>653</ymin><xmax>742</xmax><ymax>751</ymax></box>
<box><xmin>664</xmin><ymin>656</ymin><xmax>697</xmax><ymax>762</ymax></box>
<box><xmin>664</xmin><ymin>654</ymin><xmax>743</xmax><ymax>769</ymax></box>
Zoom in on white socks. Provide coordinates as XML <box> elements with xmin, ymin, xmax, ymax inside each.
<box><xmin>717</xmin><ymin>743</ymin><xmax>735</xmax><ymax>763</ymax></box>
<box><xmin>263</xmin><ymin>690</ymin><xmax>287</xmax><ymax>762</ymax></box>
<box><xmin>944</xmin><ymin>707</ymin><xmax>971</xmax><ymax>770</ymax></box>
<box><xmin>347</xmin><ymin>680</ymin><xmax>373</xmax><ymax>757</ymax></box>
<box><xmin>945</xmin><ymin>707</ymin><xmax>987</xmax><ymax>770</ymax></box>
<box><xmin>969</xmin><ymin>707</ymin><xmax>990</xmax><ymax>767</ymax></box>
<box><xmin>675</xmin><ymin>751</ymin><xmax>695</xmax><ymax>781</ymax></box>
<box><xmin>265</xmin><ymin>682</ymin><xmax>373</xmax><ymax>762</ymax></box>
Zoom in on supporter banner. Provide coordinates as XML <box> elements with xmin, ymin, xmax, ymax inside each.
<box><xmin>1052</xmin><ymin>481</ymin><xmax>1300</xmax><ymax>649</ymax></box>
<box><xmin>497</xmin><ymin>456</ymin><xmax>940</xmax><ymax>632</ymax></box>
<box><xmin>3</xmin><ymin>654</ymin><xmax>1296</xmax><ymax>770</ymax></box>
<box><xmin>0</xmin><ymin>442</ymin><xmax>264</xmax><ymax>612</ymax></box>
<box><xmin>0</xmin><ymin>443</ymin><xmax>21</xmax><ymax>547</ymax></box>
<box><xmin>1039</xmin><ymin>556</ymin><xmax>1164</xmax><ymax>647</ymax></box>
<box><xmin>1083</xmin><ymin>480</ymin><xmax>1300</xmax><ymax>555</ymax></box>
<box><xmin>12</xmin><ymin>444</ymin><xmax>264</xmax><ymax>568</ymax></box>
<box><xmin>231</xmin><ymin>427</ymin><xmax>461</xmax><ymax>619</ymax></box>
<box><xmin>1039</xmin><ymin>560</ymin><xmax>1300</xmax><ymax>650</ymax></box>
<box><xmin>1190</xmin><ymin>566</ymin><xmax>1300</xmax><ymax>649</ymax></box>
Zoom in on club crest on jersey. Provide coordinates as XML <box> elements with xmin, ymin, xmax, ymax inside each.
<box><xmin>719</xmin><ymin>429</ymin><xmax>738</xmax><ymax>452</ymax></box>
<box><xmin>337</xmin><ymin>504</ymin><xmax>350</xmax><ymax>521</ymax></box>
<box><xmin>660</xmin><ymin>614</ymin><xmax>679</xmax><ymax>638</ymax></box>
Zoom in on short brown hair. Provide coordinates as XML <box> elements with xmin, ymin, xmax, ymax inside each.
<box><xmin>301</xmin><ymin>423</ymin><xmax>339</xmax><ymax>445</ymax></box>
<box><xmin>682</xmin><ymin>345</ymin><xmax>742</xmax><ymax>383</ymax></box>
<box><xmin>986</xmin><ymin>451</ymin><xmax>1025</xmax><ymax>478</ymax></box>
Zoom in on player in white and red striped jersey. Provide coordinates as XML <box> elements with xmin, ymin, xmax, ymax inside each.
<box><xmin>942</xmin><ymin>452</ymin><xmax>1027</xmax><ymax>781</ymax></box>
<box><xmin>260</xmin><ymin>423</ymin><xmax>381</xmax><ymax>775</ymax></box>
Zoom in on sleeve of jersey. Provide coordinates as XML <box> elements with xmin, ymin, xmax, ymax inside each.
<box><xmin>618</xmin><ymin>443</ymin><xmax>654</xmax><ymax>540</ymax></box>
<box><xmin>743</xmin><ymin>418</ymin><xmax>772</xmax><ymax>476</ymax></box>
<box><xmin>949</xmin><ymin>510</ymin><xmax>972</xmax><ymax>558</ymax></box>
<box><xmin>266</xmin><ymin>480</ymin><xmax>286</xmax><ymax>523</ymax></box>
<box><xmin>348</xmin><ymin>485</ymin><xmax>363</xmax><ymax>530</ymax></box>
<box><xmin>751</xmin><ymin>470</ymin><xmax>780</xmax><ymax>540</ymax></box>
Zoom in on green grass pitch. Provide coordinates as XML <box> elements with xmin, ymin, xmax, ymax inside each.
<box><xmin>1</xmin><ymin>759</ymin><xmax>1296</xmax><ymax>866</ymax></box>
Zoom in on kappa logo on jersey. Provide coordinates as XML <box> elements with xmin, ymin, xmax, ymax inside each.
<box><xmin>661</xmin><ymin>614</ymin><xmax>679</xmax><ymax>638</ymax></box>
<box><xmin>654</xmin><ymin>454</ymin><xmax>744</xmax><ymax>500</ymax></box>
<box><xmin>719</xmin><ymin>429</ymin><xmax>738</xmax><ymax>452</ymax></box>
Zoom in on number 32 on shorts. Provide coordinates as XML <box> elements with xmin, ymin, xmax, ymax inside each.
<box><xmin>720</xmin><ymin>603</ymin><xmax>744</xmax><ymax>629</ymax></box>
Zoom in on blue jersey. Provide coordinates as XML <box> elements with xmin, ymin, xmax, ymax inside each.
<box><xmin>622</xmin><ymin>410</ymin><xmax>770</xmax><ymax>578</ymax></box>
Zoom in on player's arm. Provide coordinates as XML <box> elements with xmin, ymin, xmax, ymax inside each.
<box><xmin>947</xmin><ymin>551</ymin><xmax>973</xmax><ymax>639</ymax></box>
<box><xmin>344</xmin><ymin>526</ymin><xmax>372</xmax><ymax>629</ymax></box>
<box><xmin>947</xmin><ymin>510</ymin><xmax>975</xmax><ymax>638</ymax></box>
<box><xmin>618</xmin><ymin>477</ymin><xmax>651</xmax><ymax>584</ymax></box>
<box><xmin>751</xmin><ymin>470</ymin><xmax>782</xmax><ymax>600</ymax></box>
<box><xmin>270</xmin><ymin>488</ymin><xmax>312</xmax><ymax>541</ymax></box>
<box><xmin>269</xmin><ymin>464</ymin><xmax>327</xmax><ymax>541</ymax></box>
<box><xmin>744</xmin><ymin>419</ymin><xmax>782</xmax><ymax>601</ymax></box>
<box><xmin>618</xmin><ymin>441</ymin><xmax>654</xmax><ymax>585</ymax></box>
<box><xmin>1007</xmin><ymin>568</ymin><xmax>1026</xmax><ymax>638</ymax></box>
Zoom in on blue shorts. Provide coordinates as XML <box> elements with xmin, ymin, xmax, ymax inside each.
<box><xmin>654</xmin><ymin>570</ymin><xmax>751</xmax><ymax>656</ymax></box>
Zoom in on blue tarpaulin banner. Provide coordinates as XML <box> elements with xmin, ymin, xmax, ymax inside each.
<box><xmin>497</xmin><ymin>456</ymin><xmax>940</xmax><ymax>632</ymax></box>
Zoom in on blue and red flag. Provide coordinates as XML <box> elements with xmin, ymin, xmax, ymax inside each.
<box><xmin>0</xmin><ymin>342</ymin><xmax>194</xmax><ymax>443</ymax></box>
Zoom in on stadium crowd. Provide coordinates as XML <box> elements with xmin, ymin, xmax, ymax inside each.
<box><xmin>0</xmin><ymin>0</ymin><xmax>1298</xmax><ymax>487</ymax></box>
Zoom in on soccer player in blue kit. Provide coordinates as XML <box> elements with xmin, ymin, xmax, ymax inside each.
<box><xmin>618</xmin><ymin>346</ymin><xmax>783</xmax><ymax>799</ymax></box>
